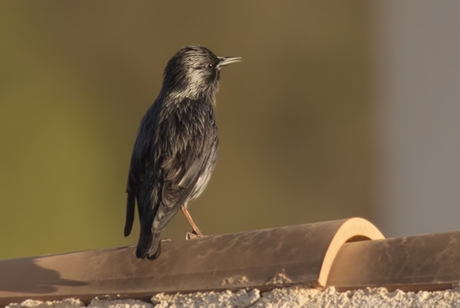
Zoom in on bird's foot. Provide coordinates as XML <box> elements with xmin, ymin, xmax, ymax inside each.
<box><xmin>185</xmin><ymin>230</ymin><xmax>207</xmax><ymax>240</ymax></box>
<box><xmin>161</xmin><ymin>238</ymin><xmax>172</xmax><ymax>243</ymax></box>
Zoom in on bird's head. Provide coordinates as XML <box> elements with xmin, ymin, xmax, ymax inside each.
<box><xmin>162</xmin><ymin>45</ymin><xmax>241</xmax><ymax>100</ymax></box>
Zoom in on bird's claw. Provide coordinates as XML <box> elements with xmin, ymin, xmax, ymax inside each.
<box><xmin>161</xmin><ymin>238</ymin><xmax>172</xmax><ymax>243</ymax></box>
<box><xmin>185</xmin><ymin>230</ymin><xmax>207</xmax><ymax>240</ymax></box>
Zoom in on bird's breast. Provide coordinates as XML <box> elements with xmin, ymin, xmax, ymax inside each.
<box><xmin>157</xmin><ymin>98</ymin><xmax>218</xmax><ymax>156</ymax></box>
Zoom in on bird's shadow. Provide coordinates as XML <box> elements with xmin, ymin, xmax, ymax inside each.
<box><xmin>0</xmin><ymin>256</ymin><xmax>87</xmax><ymax>294</ymax></box>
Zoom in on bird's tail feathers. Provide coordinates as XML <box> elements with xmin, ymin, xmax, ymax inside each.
<box><xmin>136</xmin><ymin>218</ymin><xmax>162</xmax><ymax>260</ymax></box>
<box><xmin>124</xmin><ymin>193</ymin><xmax>135</xmax><ymax>237</ymax></box>
<box><xmin>135</xmin><ymin>201</ymin><xmax>181</xmax><ymax>260</ymax></box>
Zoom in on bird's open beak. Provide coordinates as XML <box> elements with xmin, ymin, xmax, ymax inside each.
<box><xmin>217</xmin><ymin>56</ymin><xmax>242</xmax><ymax>68</ymax></box>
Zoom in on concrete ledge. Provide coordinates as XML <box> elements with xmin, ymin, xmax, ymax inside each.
<box><xmin>6</xmin><ymin>286</ymin><xmax>460</xmax><ymax>307</ymax></box>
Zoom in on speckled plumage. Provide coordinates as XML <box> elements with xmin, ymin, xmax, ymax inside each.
<box><xmin>124</xmin><ymin>45</ymin><xmax>240</xmax><ymax>259</ymax></box>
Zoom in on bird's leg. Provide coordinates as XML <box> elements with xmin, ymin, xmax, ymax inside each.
<box><xmin>180</xmin><ymin>204</ymin><xmax>203</xmax><ymax>238</ymax></box>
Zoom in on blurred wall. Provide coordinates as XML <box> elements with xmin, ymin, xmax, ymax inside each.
<box><xmin>0</xmin><ymin>1</ymin><xmax>372</xmax><ymax>259</ymax></box>
<box><xmin>372</xmin><ymin>1</ymin><xmax>460</xmax><ymax>236</ymax></box>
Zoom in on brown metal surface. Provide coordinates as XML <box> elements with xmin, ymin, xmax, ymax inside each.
<box><xmin>0</xmin><ymin>218</ymin><xmax>379</xmax><ymax>305</ymax></box>
<box><xmin>7</xmin><ymin>219</ymin><xmax>460</xmax><ymax>305</ymax></box>
<box><xmin>327</xmin><ymin>230</ymin><xmax>460</xmax><ymax>291</ymax></box>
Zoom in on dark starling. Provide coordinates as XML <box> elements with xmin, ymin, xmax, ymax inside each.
<box><xmin>124</xmin><ymin>45</ymin><xmax>241</xmax><ymax>260</ymax></box>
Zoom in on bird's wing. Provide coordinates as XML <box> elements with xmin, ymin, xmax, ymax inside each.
<box><xmin>151</xmin><ymin>98</ymin><xmax>218</xmax><ymax>231</ymax></box>
<box><xmin>124</xmin><ymin>100</ymin><xmax>161</xmax><ymax>237</ymax></box>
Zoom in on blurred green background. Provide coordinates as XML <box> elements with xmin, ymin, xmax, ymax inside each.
<box><xmin>0</xmin><ymin>1</ymin><xmax>372</xmax><ymax>259</ymax></box>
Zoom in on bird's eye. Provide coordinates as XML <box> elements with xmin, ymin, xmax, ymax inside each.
<box><xmin>207</xmin><ymin>63</ymin><xmax>214</xmax><ymax>69</ymax></box>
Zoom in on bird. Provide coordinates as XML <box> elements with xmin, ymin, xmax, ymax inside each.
<box><xmin>124</xmin><ymin>45</ymin><xmax>241</xmax><ymax>260</ymax></box>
